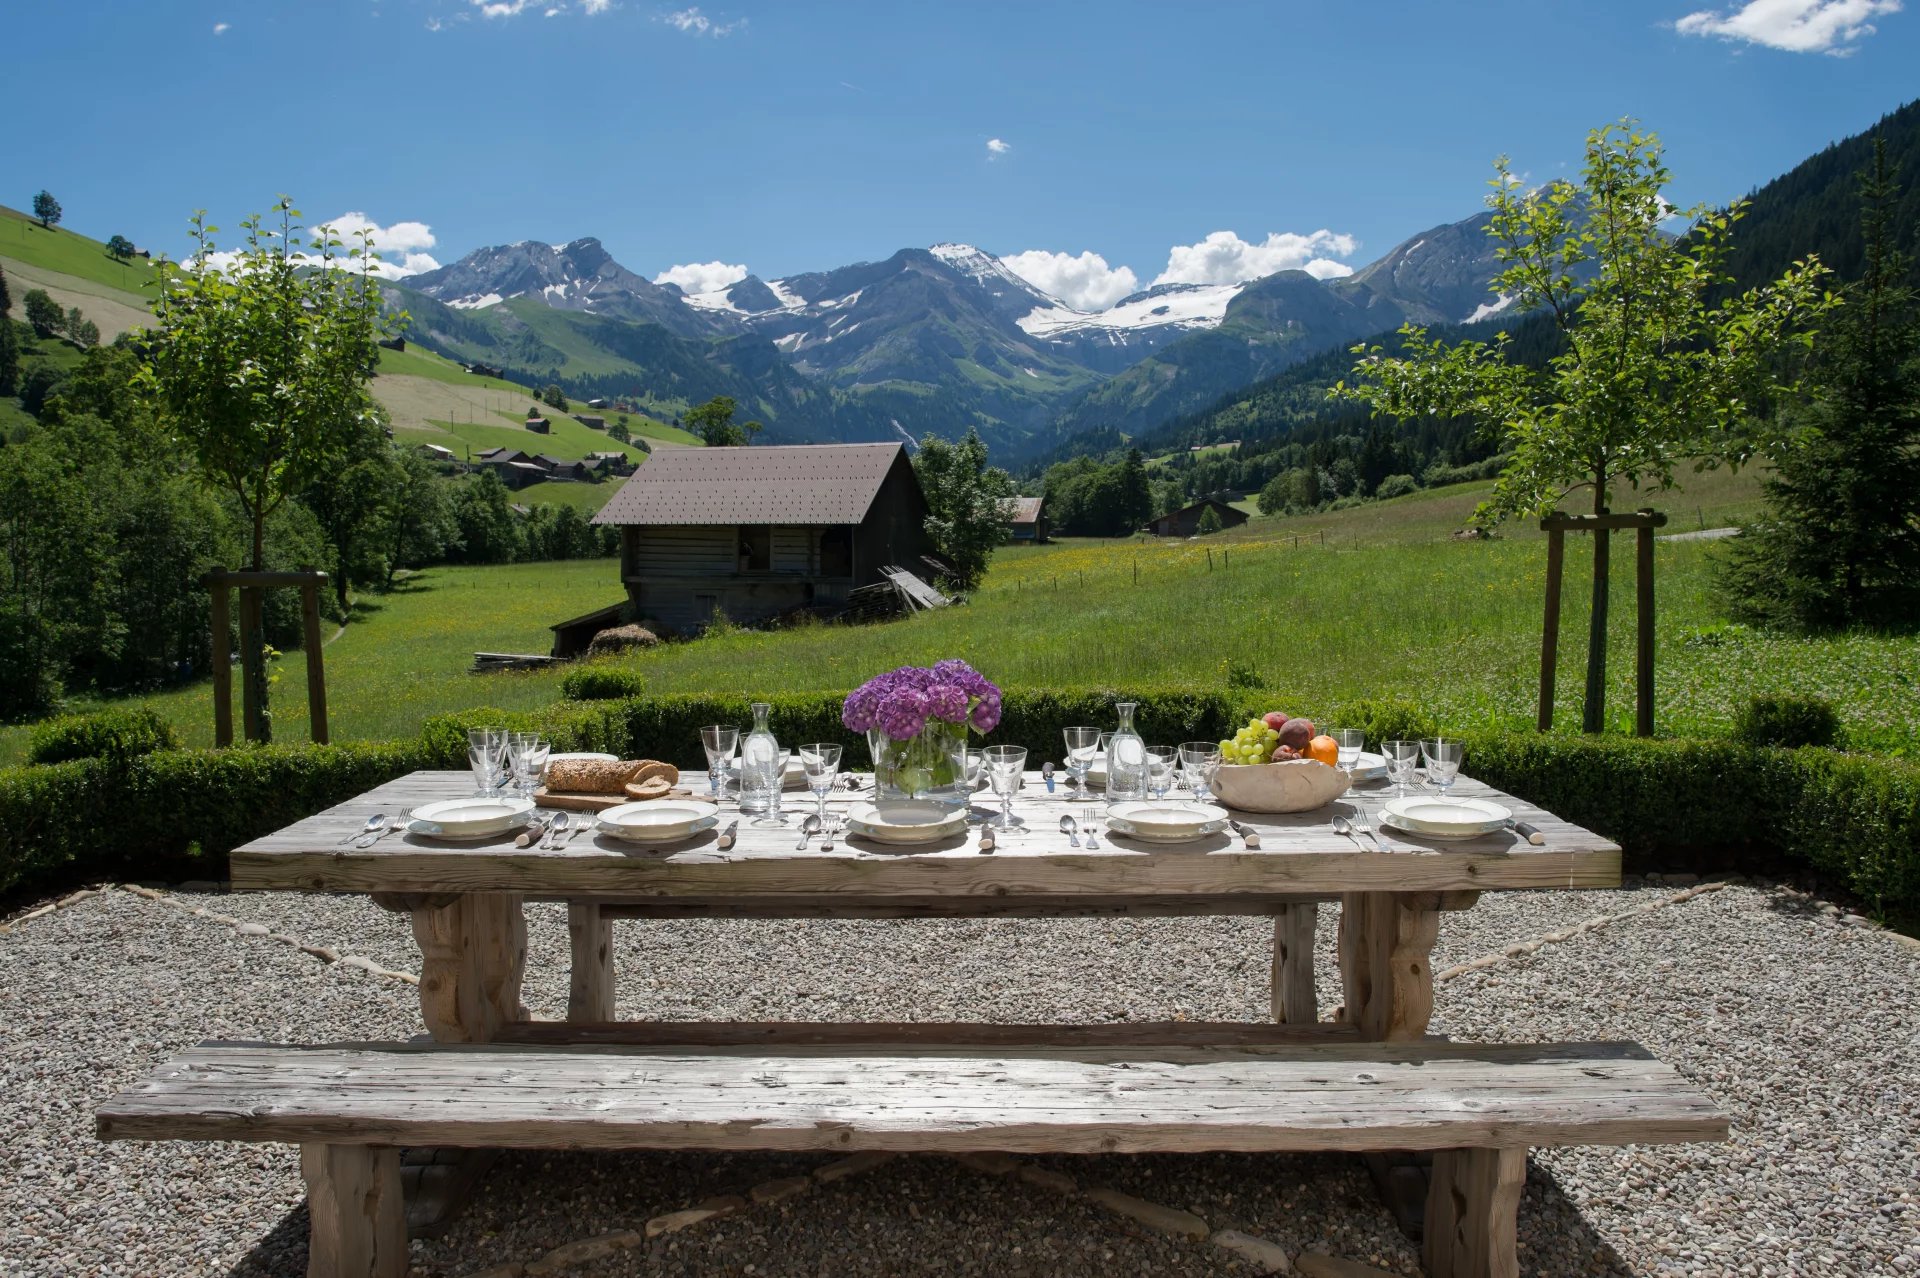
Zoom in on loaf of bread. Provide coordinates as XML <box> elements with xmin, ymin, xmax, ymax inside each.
<box><xmin>623</xmin><ymin>776</ymin><xmax>673</xmax><ymax>800</ymax></box>
<box><xmin>545</xmin><ymin>758</ymin><xmax>681</xmax><ymax>795</ymax></box>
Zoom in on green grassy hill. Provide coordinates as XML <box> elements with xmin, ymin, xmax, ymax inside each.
<box><xmin>7</xmin><ymin>461</ymin><xmax>1907</xmax><ymax>765</ymax></box>
<box><xmin>0</xmin><ymin>205</ymin><xmax>158</xmax><ymax>293</ymax></box>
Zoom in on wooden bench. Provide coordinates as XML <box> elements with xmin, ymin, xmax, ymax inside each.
<box><xmin>97</xmin><ymin>1033</ymin><xmax>1725</xmax><ymax>1278</ymax></box>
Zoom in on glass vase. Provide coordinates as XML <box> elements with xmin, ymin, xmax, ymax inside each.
<box><xmin>1105</xmin><ymin>701</ymin><xmax>1148</xmax><ymax>800</ymax></box>
<box><xmin>738</xmin><ymin>701</ymin><xmax>780</xmax><ymax>816</ymax></box>
<box><xmin>867</xmin><ymin>719</ymin><xmax>971</xmax><ymax>814</ymax></box>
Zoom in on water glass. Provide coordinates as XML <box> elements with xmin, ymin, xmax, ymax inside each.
<box><xmin>1179</xmin><ymin>741</ymin><xmax>1222</xmax><ymax>802</ymax></box>
<box><xmin>751</xmin><ymin>747</ymin><xmax>793</xmax><ymax>825</ymax></box>
<box><xmin>983</xmin><ymin>744</ymin><xmax>1027</xmax><ymax>831</ymax></box>
<box><xmin>799</xmin><ymin>743</ymin><xmax>842</xmax><ymax>821</ymax></box>
<box><xmin>1331</xmin><ymin>728</ymin><xmax>1365</xmax><ymax>777</ymax></box>
<box><xmin>508</xmin><ymin>732</ymin><xmax>549</xmax><ymax>797</ymax></box>
<box><xmin>1062</xmin><ymin>726</ymin><xmax>1101</xmax><ymax>802</ymax></box>
<box><xmin>467</xmin><ymin>727</ymin><xmax>507</xmax><ymax>797</ymax></box>
<box><xmin>700</xmin><ymin>724</ymin><xmax>738</xmax><ymax>798</ymax></box>
<box><xmin>1144</xmin><ymin>745</ymin><xmax>1179</xmax><ymax>801</ymax></box>
<box><xmin>1382</xmin><ymin>740</ymin><xmax>1421</xmax><ymax>798</ymax></box>
<box><xmin>1421</xmin><ymin>739</ymin><xmax>1464</xmax><ymax>800</ymax></box>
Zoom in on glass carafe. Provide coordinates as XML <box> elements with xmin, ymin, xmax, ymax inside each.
<box><xmin>738</xmin><ymin>701</ymin><xmax>780</xmax><ymax>815</ymax></box>
<box><xmin>1105</xmin><ymin>701</ymin><xmax>1147</xmax><ymax>801</ymax></box>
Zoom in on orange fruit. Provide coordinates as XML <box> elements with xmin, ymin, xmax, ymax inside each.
<box><xmin>1305</xmin><ymin>734</ymin><xmax>1339</xmax><ymax>767</ymax></box>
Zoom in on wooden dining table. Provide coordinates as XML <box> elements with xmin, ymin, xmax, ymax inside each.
<box><xmin>229</xmin><ymin>768</ymin><xmax>1621</xmax><ymax>1048</ymax></box>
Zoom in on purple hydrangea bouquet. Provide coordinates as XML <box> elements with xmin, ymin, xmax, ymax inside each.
<box><xmin>842</xmin><ymin>660</ymin><xmax>1002</xmax><ymax>808</ymax></box>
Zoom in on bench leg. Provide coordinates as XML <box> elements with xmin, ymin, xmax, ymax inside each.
<box><xmin>411</xmin><ymin>892</ymin><xmax>529</xmax><ymax>1043</ymax></box>
<box><xmin>1336</xmin><ymin>892</ymin><xmax>1439</xmax><ymax>1041</ymax></box>
<box><xmin>567</xmin><ymin>901</ymin><xmax>616</xmax><ymax>1022</ymax></box>
<box><xmin>302</xmin><ymin>1144</ymin><xmax>406</xmax><ymax>1278</ymax></box>
<box><xmin>1269</xmin><ymin>903</ymin><xmax>1318</xmax><ymax>1023</ymax></box>
<box><xmin>1423</xmin><ymin>1147</ymin><xmax>1525</xmax><ymax>1278</ymax></box>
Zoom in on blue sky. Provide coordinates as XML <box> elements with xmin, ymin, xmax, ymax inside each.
<box><xmin>4</xmin><ymin>0</ymin><xmax>1916</xmax><ymax>309</ymax></box>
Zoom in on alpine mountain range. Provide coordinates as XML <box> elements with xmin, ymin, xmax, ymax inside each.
<box><xmin>385</xmin><ymin>208</ymin><xmax>1511</xmax><ymax>459</ymax></box>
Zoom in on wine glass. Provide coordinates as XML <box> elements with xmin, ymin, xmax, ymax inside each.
<box><xmin>799</xmin><ymin>743</ymin><xmax>842</xmax><ymax>823</ymax></box>
<box><xmin>948</xmin><ymin>746</ymin><xmax>986</xmax><ymax>820</ymax></box>
<box><xmin>1179</xmin><ymin>741</ymin><xmax>1222</xmax><ymax>803</ymax></box>
<box><xmin>467</xmin><ymin>727</ymin><xmax>507</xmax><ymax>797</ymax></box>
<box><xmin>1421</xmin><ymin>739</ymin><xmax>1463</xmax><ymax>800</ymax></box>
<box><xmin>1062</xmin><ymin>726</ymin><xmax>1101</xmax><ymax>802</ymax></box>
<box><xmin>1382</xmin><ymin>740</ymin><xmax>1421</xmax><ymax>799</ymax></box>
<box><xmin>700</xmin><ymin>725</ymin><xmax>739</xmax><ymax>799</ymax></box>
<box><xmin>982</xmin><ymin>744</ymin><xmax>1027</xmax><ymax>831</ymax></box>
<box><xmin>1144</xmin><ymin>745</ymin><xmax>1179</xmax><ymax>801</ymax></box>
<box><xmin>1331</xmin><ymin>728</ymin><xmax>1365</xmax><ymax>779</ymax></box>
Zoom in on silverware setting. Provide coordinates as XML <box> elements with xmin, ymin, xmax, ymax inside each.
<box><xmin>544</xmin><ymin>812</ymin><xmax>571</xmax><ymax>849</ymax></box>
<box><xmin>1349</xmin><ymin>802</ymin><xmax>1387</xmax><ymax>853</ymax></box>
<box><xmin>569</xmin><ymin>816</ymin><xmax>595</xmax><ymax>844</ymax></box>
<box><xmin>716</xmin><ymin>819</ymin><xmax>739</xmax><ymax>850</ymax></box>
<box><xmin>342</xmin><ymin>813</ymin><xmax>385</xmax><ymax>846</ymax></box>
<box><xmin>357</xmin><ymin>811</ymin><xmax>409</xmax><ymax>848</ymax></box>
<box><xmin>795</xmin><ymin>813</ymin><xmax>823</xmax><ymax>850</ymax></box>
<box><xmin>1330</xmin><ymin>815</ymin><xmax>1364</xmax><ymax>850</ymax></box>
<box><xmin>1227</xmin><ymin>819</ymin><xmax>1261</xmax><ymax>850</ymax></box>
<box><xmin>1058</xmin><ymin>814</ymin><xmax>1080</xmax><ymax>848</ymax></box>
<box><xmin>1502</xmin><ymin>818</ymin><xmax>1545</xmax><ymax>845</ymax></box>
<box><xmin>1083</xmin><ymin>824</ymin><xmax>1101</xmax><ymax>850</ymax></box>
<box><xmin>820</xmin><ymin>817</ymin><xmax>842</xmax><ymax>851</ymax></box>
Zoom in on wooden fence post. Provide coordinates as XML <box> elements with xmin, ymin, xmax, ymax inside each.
<box><xmin>237</xmin><ymin>587</ymin><xmax>265</xmax><ymax>744</ymax></box>
<box><xmin>209</xmin><ymin>575</ymin><xmax>233</xmax><ymax>748</ymax></box>
<box><xmin>301</xmin><ymin>580</ymin><xmax>330</xmax><ymax>745</ymax></box>
<box><xmin>1636</xmin><ymin>516</ymin><xmax>1660</xmax><ymax>737</ymax></box>
<box><xmin>1537</xmin><ymin>526</ymin><xmax>1564</xmax><ymax>733</ymax></box>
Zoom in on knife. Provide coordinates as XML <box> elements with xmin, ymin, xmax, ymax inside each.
<box><xmin>1504</xmin><ymin>819</ymin><xmax>1544</xmax><ymax>845</ymax></box>
<box><xmin>716</xmin><ymin>819</ymin><xmax>739</xmax><ymax>850</ymax></box>
<box><xmin>1042</xmin><ymin>762</ymin><xmax>1055</xmax><ymax>793</ymax></box>
<box><xmin>978</xmin><ymin>824</ymin><xmax>996</xmax><ymax>853</ymax></box>
<box><xmin>514</xmin><ymin>817</ymin><xmax>550</xmax><ymax>849</ymax></box>
<box><xmin>1227</xmin><ymin>819</ymin><xmax>1262</xmax><ymax>850</ymax></box>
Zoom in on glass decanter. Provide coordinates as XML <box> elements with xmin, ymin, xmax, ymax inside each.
<box><xmin>1105</xmin><ymin>701</ymin><xmax>1148</xmax><ymax>801</ymax></box>
<box><xmin>737</xmin><ymin>701</ymin><xmax>780</xmax><ymax>815</ymax></box>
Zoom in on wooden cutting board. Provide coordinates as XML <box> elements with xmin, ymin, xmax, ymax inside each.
<box><xmin>534</xmin><ymin>787</ymin><xmax>697</xmax><ymax>812</ymax></box>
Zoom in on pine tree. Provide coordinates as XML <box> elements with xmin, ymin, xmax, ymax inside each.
<box><xmin>1724</xmin><ymin>137</ymin><xmax>1920</xmax><ymax>629</ymax></box>
<box><xmin>0</xmin><ymin>266</ymin><xmax>19</xmax><ymax>397</ymax></box>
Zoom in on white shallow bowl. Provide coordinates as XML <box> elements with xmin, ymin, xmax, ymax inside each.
<box><xmin>848</xmin><ymin>801</ymin><xmax>968</xmax><ymax>844</ymax></box>
<box><xmin>598</xmin><ymin>800</ymin><xmax>720</xmax><ymax>840</ymax></box>
<box><xmin>595</xmin><ymin>814</ymin><xmax>719</xmax><ymax>846</ymax></box>
<box><xmin>1104</xmin><ymin>800</ymin><xmax>1228</xmax><ymax>837</ymax></box>
<box><xmin>1381</xmin><ymin>796</ymin><xmax>1510</xmax><ymax>838</ymax></box>
<box><xmin>1210</xmin><ymin>760</ymin><xmax>1351</xmax><ymax>813</ymax></box>
<box><xmin>411</xmin><ymin>797</ymin><xmax>536</xmax><ymax>837</ymax></box>
<box><xmin>1105</xmin><ymin>814</ymin><xmax>1231</xmax><ymax>844</ymax></box>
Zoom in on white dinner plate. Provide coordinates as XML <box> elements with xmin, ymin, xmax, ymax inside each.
<box><xmin>1349</xmin><ymin>751</ymin><xmax>1389</xmax><ymax>781</ymax></box>
<box><xmin>547</xmin><ymin>751</ymin><xmax>618</xmax><ymax>765</ymax></box>
<box><xmin>1381</xmin><ymin>796</ymin><xmax>1511</xmax><ymax>837</ymax></box>
<box><xmin>848</xmin><ymin>801</ymin><xmax>969</xmax><ymax>844</ymax></box>
<box><xmin>594</xmin><ymin>814</ymin><xmax>720</xmax><ymax>846</ymax></box>
<box><xmin>408</xmin><ymin>810</ymin><xmax>536</xmax><ymax>842</ymax></box>
<box><xmin>597</xmin><ymin>799</ymin><xmax>721</xmax><ymax>841</ymax></box>
<box><xmin>1104</xmin><ymin>815</ymin><xmax>1231</xmax><ymax>844</ymax></box>
<box><xmin>1104</xmin><ymin>799</ymin><xmax>1229</xmax><ymax>837</ymax></box>
<box><xmin>410</xmin><ymin>796</ymin><xmax>536</xmax><ymax>838</ymax></box>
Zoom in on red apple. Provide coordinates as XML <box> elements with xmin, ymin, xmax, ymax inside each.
<box><xmin>1262</xmin><ymin>711</ymin><xmax>1289</xmax><ymax>732</ymax></box>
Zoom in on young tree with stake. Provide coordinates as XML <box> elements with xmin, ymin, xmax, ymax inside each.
<box><xmin>1335</xmin><ymin>121</ymin><xmax>1836</xmax><ymax>733</ymax></box>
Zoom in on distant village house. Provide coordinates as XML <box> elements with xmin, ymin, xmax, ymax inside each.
<box><xmin>1003</xmin><ymin>495</ymin><xmax>1048</xmax><ymax>543</ymax></box>
<box><xmin>1144</xmin><ymin>498</ymin><xmax>1248</xmax><ymax>538</ymax></box>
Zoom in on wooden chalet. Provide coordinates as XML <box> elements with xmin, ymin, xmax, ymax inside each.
<box><xmin>1004</xmin><ymin>495</ymin><xmax>1048</xmax><ymax>543</ymax></box>
<box><xmin>525</xmin><ymin>416</ymin><xmax>551</xmax><ymax>435</ymax></box>
<box><xmin>1144</xmin><ymin>497</ymin><xmax>1248</xmax><ymax>538</ymax></box>
<box><xmin>591</xmin><ymin>442</ymin><xmax>937</xmax><ymax>633</ymax></box>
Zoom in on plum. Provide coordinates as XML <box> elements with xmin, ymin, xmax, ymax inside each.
<box><xmin>1271</xmin><ymin>744</ymin><xmax>1300</xmax><ymax>761</ymax></box>
<box><xmin>1278</xmin><ymin>718</ymin><xmax>1314</xmax><ymax>750</ymax></box>
<box><xmin>1262</xmin><ymin>711</ymin><xmax>1290</xmax><ymax>732</ymax></box>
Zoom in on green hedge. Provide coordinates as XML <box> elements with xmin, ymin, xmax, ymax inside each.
<box><xmin>560</xmin><ymin>665</ymin><xmax>649</xmax><ymax>702</ymax></box>
<box><xmin>2</xmin><ymin>688</ymin><xmax>1915</xmax><ymax>926</ymax></box>
<box><xmin>27</xmin><ymin>706</ymin><xmax>180</xmax><ymax>766</ymax></box>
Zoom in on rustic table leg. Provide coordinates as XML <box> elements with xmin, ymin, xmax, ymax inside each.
<box><xmin>411</xmin><ymin>893</ymin><xmax>529</xmax><ymax>1044</ymax></box>
<box><xmin>567</xmin><ymin>902</ymin><xmax>616</xmax><ymax>1022</ymax></box>
<box><xmin>1424</xmin><ymin>1147</ymin><xmax>1526</xmax><ymax>1278</ymax></box>
<box><xmin>1335</xmin><ymin>892</ymin><xmax>1440</xmax><ymax>1042</ymax></box>
<box><xmin>1269</xmin><ymin>903</ymin><xmax>1318</xmax><ymax>1023</ymax></box>
<box><xmin>302</xmin><ymin>1143</ymin><xmax>406</xmax><ymax>1278</ymax></box>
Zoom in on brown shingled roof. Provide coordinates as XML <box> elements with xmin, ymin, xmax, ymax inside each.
<box><xmin>1004</xmin><ymin>496</ymin><xmax>1045</xmax><ymax>524</ymax></box>
<box><xmin>592</xmin><ymin>443</ymin><xmax>909</xmax><ymax>527</ymax></box>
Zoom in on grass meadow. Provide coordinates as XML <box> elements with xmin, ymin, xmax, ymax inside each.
<box><xmin>5</xmin><ymin>467</ymin><xmax>1911</xmax><ymax>765</ymax></box>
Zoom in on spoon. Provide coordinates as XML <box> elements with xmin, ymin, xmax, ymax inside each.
<box><xmin>1331</xmin><ymin>815</ymin><xmax>1365</xmax><ymax>850</ymax></box>
<box><xmin>544</xmin><ymin>811</ymin><xmax>570</xmax><ymax>848</ymax></box>
<box><xmin>1058</xmin><ymin>814</ymin><xmax>1080</xmax><ymax>847</ymax></box>
<box><xmin>341</xmin><ymin>813</ymin><xmax>385</xmax><ymax>845</ymax></box>
<box><xmin>795</xmin><ymin>812</ymin><xmax>822</xmax><ymax>850</ymax></box>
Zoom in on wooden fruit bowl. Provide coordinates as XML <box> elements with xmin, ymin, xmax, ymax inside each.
<box><xmin>1210</xmin><ymin>759</ymin><xmax>1351</xmax><ymax>813</ymax></box>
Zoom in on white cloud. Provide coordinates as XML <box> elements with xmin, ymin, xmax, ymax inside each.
<box><xmin>1674</xmin><ymin>0</ymin><xmax>1901</xmax><ymax>53</ymax></box>
<box><xmin>1152</xmin><ymin>229</ymin><xmax>1359</xmax><ymax>287</ymax></box>
<box><xmin>474</xmin><ymin>0</ymin><xmax>534</xmax><ymax>14</ymax></box>
<box><xmin>212</xmin><ymin>21</ymin><xmax>229</xmax><ymax>33</ymax></box>
<box><xmin>198</xmin><ymin>212</ymin><xmax>442</xmax><ymax>280</ymax></box>
<box><xmin>1000</xmin><ymin>249</ymin><xmax>1139</xmax><ymax>311</ymax></box>
<box><xmin>986</xmin><ymin>137</ymin><xmax>1012</xmax><ymax>158</ymax></box>
<box><xmin>661</xmin><ymin>6</ymin><xmax>744</xmax><ymax>35</ymax></box>
<box><xmin>655</xmin><ymin>260</ymin><xmax>750</xmax><ymax>295</ymax></box>
<box><xmin>580</xmin><ymin>0</ymin><xmax>613</xmax><ymax>11</ymax></box>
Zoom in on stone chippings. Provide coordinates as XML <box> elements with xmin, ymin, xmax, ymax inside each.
<box><xmin>0</xmin><ymin>880</ymin><xmax>1912</xmax><ymax>1275</ymax></box>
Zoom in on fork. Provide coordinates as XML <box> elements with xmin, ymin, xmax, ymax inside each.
<box><xmin>358</xmin><ymin>811</ymin><xmax>409</xmax><ymax>848</ymax></box>
<box><xmin>1084</xmin><ymin>823</ymin><xmax>1102</xmax><ymax>850</ymax></box>
<box><xmin>1350</xmin><ymin>801</ymin><xmax>1388</xmax><ymax>853</ymax></box>
<box><xmin>820</xmin><ymin>817</ymin><xmax>843</xmax><ymax>851</ymax></box>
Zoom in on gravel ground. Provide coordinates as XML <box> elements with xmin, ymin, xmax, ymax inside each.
<box><xmin>2</xmin><ymin>879</ymin><xmax>1916</xmax><ymax>1277</ymax></box>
